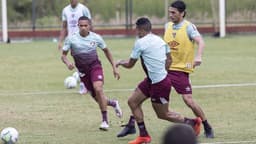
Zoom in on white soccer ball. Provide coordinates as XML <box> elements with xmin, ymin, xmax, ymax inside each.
<box><xmin>64</xmin><ymin>76</ymin><xmax>77</xmax><ymax>89</ymax></box>
<box><xmin>0</xmin><ymin>127</ymin><xmax>19</xmax><ymax>144</ymax></box>
<box><xmin>72</xmin><ymin>71</ymin><xmax>80</xmax><ymax>82</ymax></box>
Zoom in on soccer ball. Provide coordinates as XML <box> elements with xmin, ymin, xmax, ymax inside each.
<box><xmin>72</xmin><ymin>71</ymin><xmax>80</xmax><ymax>82</ymax></box>
<box><xmin>0</xmin><ymin>127</ymin><xmax>18</xmax><ymax>144</ymax></box>
<box><xmin>64</xmin><ymin>76</ymin><xmax>77</xmax><ymax>89</ymax></box>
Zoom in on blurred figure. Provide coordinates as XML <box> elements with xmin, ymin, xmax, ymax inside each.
<box><xmin>162</xmin><ymin>124</ymin><xmax>197</xmax><ymax>144</ymax></box>
<box><xmin>58</xmin><ymin>0</ymin><xmax>91</xmax><ymax>95</ymax></box>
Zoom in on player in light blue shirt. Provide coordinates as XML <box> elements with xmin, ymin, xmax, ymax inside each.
<box><xmin>58</xmin><ymin>0</ymin><xmax>92</xmax><ymax>96</ymax></box>
<box><xmin>61</xmin><ymin>16</ymin><xmax>122</xmax><ymax>131</ymax></box>
<box><xmin>116</xmin><ymin>17</ymin><xmax>196</xmax><ymax>143</ymax></box>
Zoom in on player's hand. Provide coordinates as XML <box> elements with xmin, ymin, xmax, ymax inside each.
<box><xmin>193</xmin><ymin>56</ymin><xmax>202</xmax><ymax>68</ymax></box>
<box><xmin>58</xmin><ymin>42</ymin><xmax>63</xmax><ymax>52</ymax></box>
<box><xmin>66</xmin><ymin>62</ymin><xmax>75</xmax><ymax>70</ymax></box>
<box><xmin>113</xmin><ymin>68</ymin><xmax>120</xmax><ymax>80</ymax></box>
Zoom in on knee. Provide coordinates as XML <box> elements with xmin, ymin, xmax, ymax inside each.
<box><xmin>127</xmin><ymin>98</ymin><xmax>134</xmax><ymax>108</ymax></box>
<box><xmin>94</xmin><ymin>86</ymin><xmax>103</xmax><ymax>94</ymax></box>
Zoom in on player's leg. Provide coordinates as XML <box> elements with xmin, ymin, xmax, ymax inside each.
<box><xmin>106</xmin><ymin>99</ymin><xmax>122</xmax><ymax>118</ymax></box>
<box><xmin>181</xmin><ymin>93</ymin><xmax>214</xmax><ymax>138</ymax></box>
<box><xmin>79</xmin><ymin>81</ymin><xmax>88</xmax><ymax>94</ymax></box>
<box><xmin>150</xmin><ymin>75</ymin><xmax>201</xmax><ymax>136</ymax></box>
<box><xmin>151</xmin><ymin>102</ymin><xmax>201</xmax><ymax>136</ymax></box>
<box><xmin>89</xmin><ymin>66</ymin><xmax>110</xmax><ymax>130</ymax></box>
<box><xmin>74</xmin><ymin>69</ymin><xmax>88</xmax><ymax>95</ymax></box>
<box><xmin>92</xmin><ymin>80</ymin><xmax>109</xmax><ymax>130</ymax></box>
<box><xmin>127</xmin><ymin>88</ymin><xmax>151</xmax><ymax>144</ymax></box>
<box><xmin>169</xmin><ymin>70</ymin><xmax>214</xmax><ymax>138</ymax></box>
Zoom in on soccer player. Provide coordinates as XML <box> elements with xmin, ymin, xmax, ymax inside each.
<box><xmin>116</xmin><ymin>17</ymin><xmax>201</xmax><ymax>144</ymax></box>
<box><xmin>61</xmin><ymin>16</ymin><xmax>122</xmax><ymax>130</ymax></box>
<box><xmin>164</xmin><ymin>0</ymin><xmax>214</xmax><ymax>138</ymax></box>
<box><xmin>58</xmin><ymin>0</ymin><xmax>91</xmax><ymax>95</ymax></box>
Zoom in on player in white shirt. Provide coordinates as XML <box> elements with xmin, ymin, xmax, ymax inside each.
<box><xmin>58</xmin><ymin>0</ymin><xmax>91</xmax><ymax>94</ymax></box>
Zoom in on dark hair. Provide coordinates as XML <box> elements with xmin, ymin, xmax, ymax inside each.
<box><xmin>162</xmin><ymin>124</ymin><xmax>197</xmax><ymax>144</ymax></box>
<box><xmin>170</xmin><ymin>0</ymin><xmax>186</xmax><ymax>17</ymax></box>
<box><xmin>78</xmin><ymin>16</ymin><xmax>91</xmax><ymax>22</ymax></box>
<box><xmin>135</xmin><ymin>17</ymin><xmax>151</xmax><ymax>32</ymax></box>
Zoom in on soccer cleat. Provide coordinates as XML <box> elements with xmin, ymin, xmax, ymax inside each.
<box><xmin>79</xmin><ymin>82</ymin><xmax>88</xmax><ymax>94</ymax></box>
<box><xmin>128</xmin><ymin>135</ymin><xmax>151</xmax><ymax>144</ymax></box>
<box><xmin>99</xmin><ymin>121</ymin><xmax>109</xmax><ymax>131</ymax></box>
<box><xmin>193</xmin><ymin>117</ymin><xmax>202</xmax><ymax>136</ymax></box>
<box><xmin>117</xmin><ymin>125</ymin><xmax>136</xmax><ymax>137</ymax></box>
<box><xmin>204</xmin><ymin>127</ymin><xmax>214</xmax><ymax>138</ymax></box>
<box><xmin>114</xmin><ymin>100</ymin><xmax>122</xmax><ymax>118</ymax></box>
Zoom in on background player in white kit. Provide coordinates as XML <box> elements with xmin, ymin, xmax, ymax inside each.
<box><xmin>58</xmin><ymin>0</ymin><xmax>91</xmax><ymax>94</ymax></box>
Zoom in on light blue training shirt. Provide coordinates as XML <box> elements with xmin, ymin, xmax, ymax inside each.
<box><xmin>130</xmin><ymin>33</ymin><xmax>170</xmax><ymax>84</ymax></box>
<box><xmin>164</xmin><ymin>20</ymin><xmax>201</xmax><ymax>40</ymax></box>
<box><xmin>62</xmin><ymin>31</ymin><xmax>106</xmax><ymax>67</ymax></box>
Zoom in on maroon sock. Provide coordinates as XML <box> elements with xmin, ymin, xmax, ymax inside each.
<box><xmin>128</xmin><ymin>115</ymin><xmax>135</xmax><ymax>127</ymax></box>
<box><xmin>107</xmin><ymin>99</ymin><xmax>116</xmax><ymax>107</ymax></box>
<box><xmin>102</xmin><ymin>111</ymin><xmax>108</xmax><ymax>123</ymax></box>
<box><xmin>184</xmin><ymin>117</ymin><xmax>195</xmax><ymax>127</ymax></box>
<box><xmin>137</xmin><ymin>121</ymin><xmax>148</xmax><ymax>137</ymax></box>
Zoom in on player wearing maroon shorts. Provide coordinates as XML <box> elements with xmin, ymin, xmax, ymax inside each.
<box><xmin>61</xmin><ymin>16</ymin><xmax>122</xmax><ymax>131</ymax></box>
<box><xmin>116</xmin><ymin>17</ymin><xmax>201</xmax><ymax>144</ymax></box>
<box><xmin>164</xmin><ymin>0</ymin><xmax>214</xmax><ymax>138</ymax></box>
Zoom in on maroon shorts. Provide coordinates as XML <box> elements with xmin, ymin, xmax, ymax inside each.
<box><xmin>138</xmin><ymin>76</ymin><xmax>171</xmax><ymax>104</ymax></box>
<box><xmin>80</xmin><ymin>66</ymin><xmax>104</xmax><ymax>97</ymax></box>
<box><xmin>168</xmin><ymin>70</ymin><xmax>192</xmax><ymax>94</ymax></box>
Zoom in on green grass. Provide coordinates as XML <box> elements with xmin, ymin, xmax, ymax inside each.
<box><xmin>0</xmin><ymin>35</ymin><xmax>256</xmax><ymax>144</ymax></box>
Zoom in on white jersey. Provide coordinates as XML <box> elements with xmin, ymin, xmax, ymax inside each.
<box><xmin>62</xmin><ymin>3</ymin><xmax>91</xmax><ymax>36</ymax></box>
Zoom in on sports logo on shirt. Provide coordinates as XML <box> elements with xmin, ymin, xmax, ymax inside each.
<box><xmin>90</xmin><ymin>42</ymin><xmax>96</xmax><ymax>47</ymax></box>
<box><xmin>168</xmin><ymin>41</ymin><xmax>179</xmax><ymax>50</ymax></box>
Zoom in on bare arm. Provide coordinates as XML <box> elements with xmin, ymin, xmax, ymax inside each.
<box><xmin>61</xmin><ymin>50</ymin><xmax>75</xmax><ymax>70</ymax></box>
<box><xmin>102</xmin><ymin>48</ymin><xmax>120</xmax><ymax>80</ymax></box>
<box><xmin>193</xmin><ymin>35</ymin><xmax>205</xmax><ymax>68</ymax></box>
<box><xmin>58</xmin><ymin>21</ymin><xmax>68</xmax><ymax>51</ymax></box>
<box><xmin>116</xmin><ymin>58</ymin><xmax>137</xmax><ymax>69</ymax></box>
<box><xmin>165</xmin><ymin>52</ymin><xmax>172</xmax><ymax>71</ymax></box>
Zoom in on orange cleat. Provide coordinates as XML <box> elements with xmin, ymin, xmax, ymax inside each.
<box><xmin>128</xmin><ymin>135</ymin><xmax>151</xmax><ymax>144</ymax></box>
<box><xmin>193</xmin><ymin>117</ymin><xmax>202</xmax><ymax>136</ymax></box>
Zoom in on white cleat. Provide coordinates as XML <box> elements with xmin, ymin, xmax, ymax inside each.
<box><xmin>99</xmin><ymin>121</ymin><xmax>109</xmax><ymax>131</ymax></box>
<box><xmin>79</xmin><ymin>82</ymin><xmax>88</xmax><ymax>94</ymax></box>
<box><xmin>114</xmin><ymin>100</ymin><xmax>122</xmax><ymax>118</ymax></box>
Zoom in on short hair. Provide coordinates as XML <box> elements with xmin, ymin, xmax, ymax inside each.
<box><xmin>170</xmin><ymin>0</ymin><xmax>186</xmax><ymax>17</ymax></box>
<box><xmin>162</xmin><ymin>124</ymin><xmax>197</xmax><ymax>144</ymax></box>
<box><xmin>135</xmin><ymin>17</ymin><xmax>151</xmax><ymax>32</ymax></box>
<box><xmin>78</xmin><ymin>16</ymin><xmax>91</xmax><ymax>23</ymax></box>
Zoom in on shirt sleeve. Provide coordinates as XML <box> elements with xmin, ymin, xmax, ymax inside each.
<box><xmin>83</xmin><ymin>6</ymin><xmax>92</xmax><ymax>19</ymax></box>
<box><xmin>165</xmin><ymin>44</ymin><xmax>171</xmax><ymax>54</ymax></box>
<box><xmin>61</xmin><ymin>9</ymin><xmax>67</xmax><ymax>22</ymax></box>
<box><xmin>130</xmin><ymin>41</ymin><xmax>142</xmax><ymax>59</ymax></box>
<box><xmin>187</xmin><ymin>23</ymin><xmax>201</xmax><ymax>39</ymax></box>
<box><xmin>96</xmin><ymin>35</ymin><xmax>107</xmax><ymax>49</ymax></box>
<box><xmin>62</xmin><ymin>37</ymin><xmax>72</xmax><ymax>51</ymax></box>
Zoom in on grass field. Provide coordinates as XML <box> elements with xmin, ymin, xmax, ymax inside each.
<box><xmin>0</xmin><ymin>35</ymin><xmax>256</xmax><ymax>144</ymax></box>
